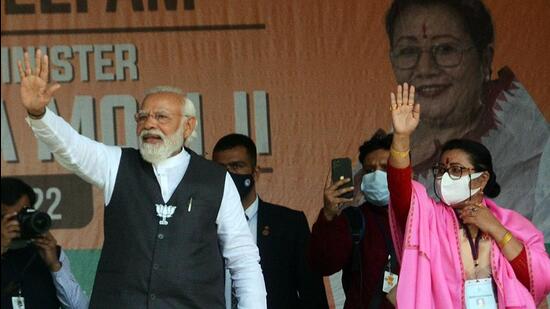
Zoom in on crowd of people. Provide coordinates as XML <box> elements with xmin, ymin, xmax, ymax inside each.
<box><xmin>2</xmin><ymin>0</ymin><xmax>549</xmax><ymax>308</ymax></box>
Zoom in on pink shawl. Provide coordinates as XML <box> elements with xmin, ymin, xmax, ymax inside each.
<box><xmin>389</xmin><ymin>181</ymin><xmax>550</xmax><ymax>309</ymax></box>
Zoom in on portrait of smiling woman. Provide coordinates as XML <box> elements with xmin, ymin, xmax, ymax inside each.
<box><xmin>385</xmin><ymin>0</ymin><xmax>550</xmax><ymax>240</ymax></box>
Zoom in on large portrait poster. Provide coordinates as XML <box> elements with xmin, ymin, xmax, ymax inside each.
<box><xmin>2</xmin><ymin>0</ymin><xmax>549</xmax><ymax>306</ymax></box>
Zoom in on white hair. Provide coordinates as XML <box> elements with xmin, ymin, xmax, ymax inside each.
<box><xmin>143</xmin><ymin>85</ymin><xmax>198</xmax><ymax>146</ymax></box>
<box><xmin>144</xmin><ymin>85</ymin><xmax>185</xmax><ymax>97</ymax></box>
<box><xmin>182</xmin><ymin>97</ymin><xmax>198</xmax><ymax>146</ymax></box>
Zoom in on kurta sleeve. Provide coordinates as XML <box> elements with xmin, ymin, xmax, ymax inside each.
<box><xmin>387</xmin><ymin>164</ymin><xmax>412</xmax><ymax>232</ymax></box>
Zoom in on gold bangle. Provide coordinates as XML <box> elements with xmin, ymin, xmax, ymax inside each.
<box><xmin>498</xmin><ymin>231</ymin><xmax>513</xmax><ymax>248</ymax></box>
<box><xmin>390</xmin><ymin>147</ymin><xmax>410</xmax><ymax>158</ymax></box>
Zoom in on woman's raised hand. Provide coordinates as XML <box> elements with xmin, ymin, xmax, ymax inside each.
<box><xmin>390</xmin><ymin>83</ymin><xmax>419</xmax><ymax>136</ymax></box>
<box><xmin>17</xmin><ymin>49</ymin><xmax>61</xmax><ymax>116</ymax></box>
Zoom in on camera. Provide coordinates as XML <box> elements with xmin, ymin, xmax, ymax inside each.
<box><xmin>17</xmin><ymin>208</ymin><xmax>52</xmax><ymax>239</ymax></box>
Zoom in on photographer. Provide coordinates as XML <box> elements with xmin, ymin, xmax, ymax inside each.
<box><xmin>1</xmin><ymin>177</ymin><xmax>89</xmax><ymax>309</ymax></box>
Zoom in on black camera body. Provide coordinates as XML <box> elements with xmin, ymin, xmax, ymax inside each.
<box><xmin>17</xmin><ymin>208</ymin><xmax>52</xmax><ymax>239</ymax></box>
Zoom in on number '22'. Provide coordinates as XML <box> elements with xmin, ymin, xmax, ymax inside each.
<box><xmin>33</xmin><ymin>187</ymin><xmax>62</xmax><ymax>220</ymax></box>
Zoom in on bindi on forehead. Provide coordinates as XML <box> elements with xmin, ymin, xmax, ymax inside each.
<box><xmin>422</xmin><ymin>22</ymin><xmax>428</xmax><ymax>39</ymax></box>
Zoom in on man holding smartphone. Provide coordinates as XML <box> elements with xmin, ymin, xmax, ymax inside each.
<box><xmin>213</xmin><ymin>133</ymin><xmax>328</xmax><ymax>309</ymax></box>
<box><xmin>308</xmin><ymin>130</ymin><xmax>400</xmax><ymax>309</ymax></box>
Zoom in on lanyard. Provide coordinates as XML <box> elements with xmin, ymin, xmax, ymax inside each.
<box><xmin>2</xmin><ymin>247</ymin><xmax>38</xmax><ymax>296</ymax></box>
<box><xmin>463</xmin><ymin>225</ymin><xmax>482</xmax><ymax>268</ymax></box>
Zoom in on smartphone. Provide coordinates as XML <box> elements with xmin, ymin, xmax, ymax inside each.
<box><xmin>331</xmin><ymin>157</ymin><xmax>354</xmax><ymax>199</ymax></box>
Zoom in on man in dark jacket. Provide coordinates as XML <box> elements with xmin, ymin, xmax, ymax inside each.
<box><xmin>213</xmin><ymin>133</ymin><xmax>328</xmax><ymax>309</ymax></box>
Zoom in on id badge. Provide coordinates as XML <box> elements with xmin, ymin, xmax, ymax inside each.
<box><xmin>382</xmin><ymin>271</ymin><xmax>398</xmax><ymax>293</ymax></box>
<box><xmin>12</xmin><ymin>296</ymin><xmax>25</xmax><ymax>309</ymax></box>
<box><xmin>465</xmin><ymin>278</ymin><xmax>497</xmax><ymax>309</ymax></box>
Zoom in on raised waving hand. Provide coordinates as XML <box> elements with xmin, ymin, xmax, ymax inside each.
<box><xmin>390</xmin><ymin>83</ymin><xmax>419</xmax><ymax>136</ymax></box>
<box><xmin>389</xmin><ymin>83</ymin><xmax>418</xmax><ymax>168</ymax></box>
<box><xmin>17</xmin><ymin>49</ymin><xmax>60</xmax><ymax>117</ymax></box>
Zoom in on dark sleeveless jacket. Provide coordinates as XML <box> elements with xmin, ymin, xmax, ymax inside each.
<box><xmin>90</xmin><ymin>148</ymin><xmax>226</xmax><ymax>308</ymax></box>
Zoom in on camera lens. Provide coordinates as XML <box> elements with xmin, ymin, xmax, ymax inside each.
<box><xmin>29</xmin><ymin>212</ymin><xmax>51</xmax><ymax>234</ymax></box>
<box><xmin>17</xmin><ymin>208</ymin><xmax>52</xmax><ymax>239</ymax></box>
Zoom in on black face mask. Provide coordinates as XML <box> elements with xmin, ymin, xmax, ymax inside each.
<box><xmin>229</xmin><ymin>172</ymin><xmax>255</xmax><ymax>199</ymax></box>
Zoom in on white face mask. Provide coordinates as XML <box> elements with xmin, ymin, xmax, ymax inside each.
<box><xmin>435</xmin><ymin>172</ymin><xmax>483</xmax><ymax>206</ymax></box>
<box><xmin>361</xmin><ymin>170</ymin><xmax>389</xmax><ymax>206</ymax></box>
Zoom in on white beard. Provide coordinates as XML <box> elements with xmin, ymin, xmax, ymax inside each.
<box><xmin>139</xmin><ymin>125</ymin><xmax>185</xmax><ymax>164</ymax></box>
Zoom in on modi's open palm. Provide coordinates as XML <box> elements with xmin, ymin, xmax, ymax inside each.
<box><xmin>390</xmin><ymin>83</ymin><xmax>420</xmax><ymax>136</ymax></box>
<box><xmin>17</xmin><ymin>49</ymin><xmax>60</xmax><ymax>114</ymax></box>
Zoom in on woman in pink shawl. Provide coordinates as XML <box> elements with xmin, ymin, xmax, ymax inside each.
<box><xmin>387</xmin><ymin>83</ymin><xmax>550</xmax><ymax>309</ymax></box>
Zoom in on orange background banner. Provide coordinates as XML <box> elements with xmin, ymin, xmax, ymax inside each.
<box><xmin>2</xmin><ymin>0</ymin><xmax>549</xmax><ymax>304</ymax></box>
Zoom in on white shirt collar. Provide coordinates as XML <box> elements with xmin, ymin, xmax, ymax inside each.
<box><xmin>152</xmin><ymin>148</ymin><xmax>190</xmax><ymax>172</ymax></box>
<box><xmin>245</xmin><ymin>195</ymin><xmax>259</xmax><ymax>220</ymax></box>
